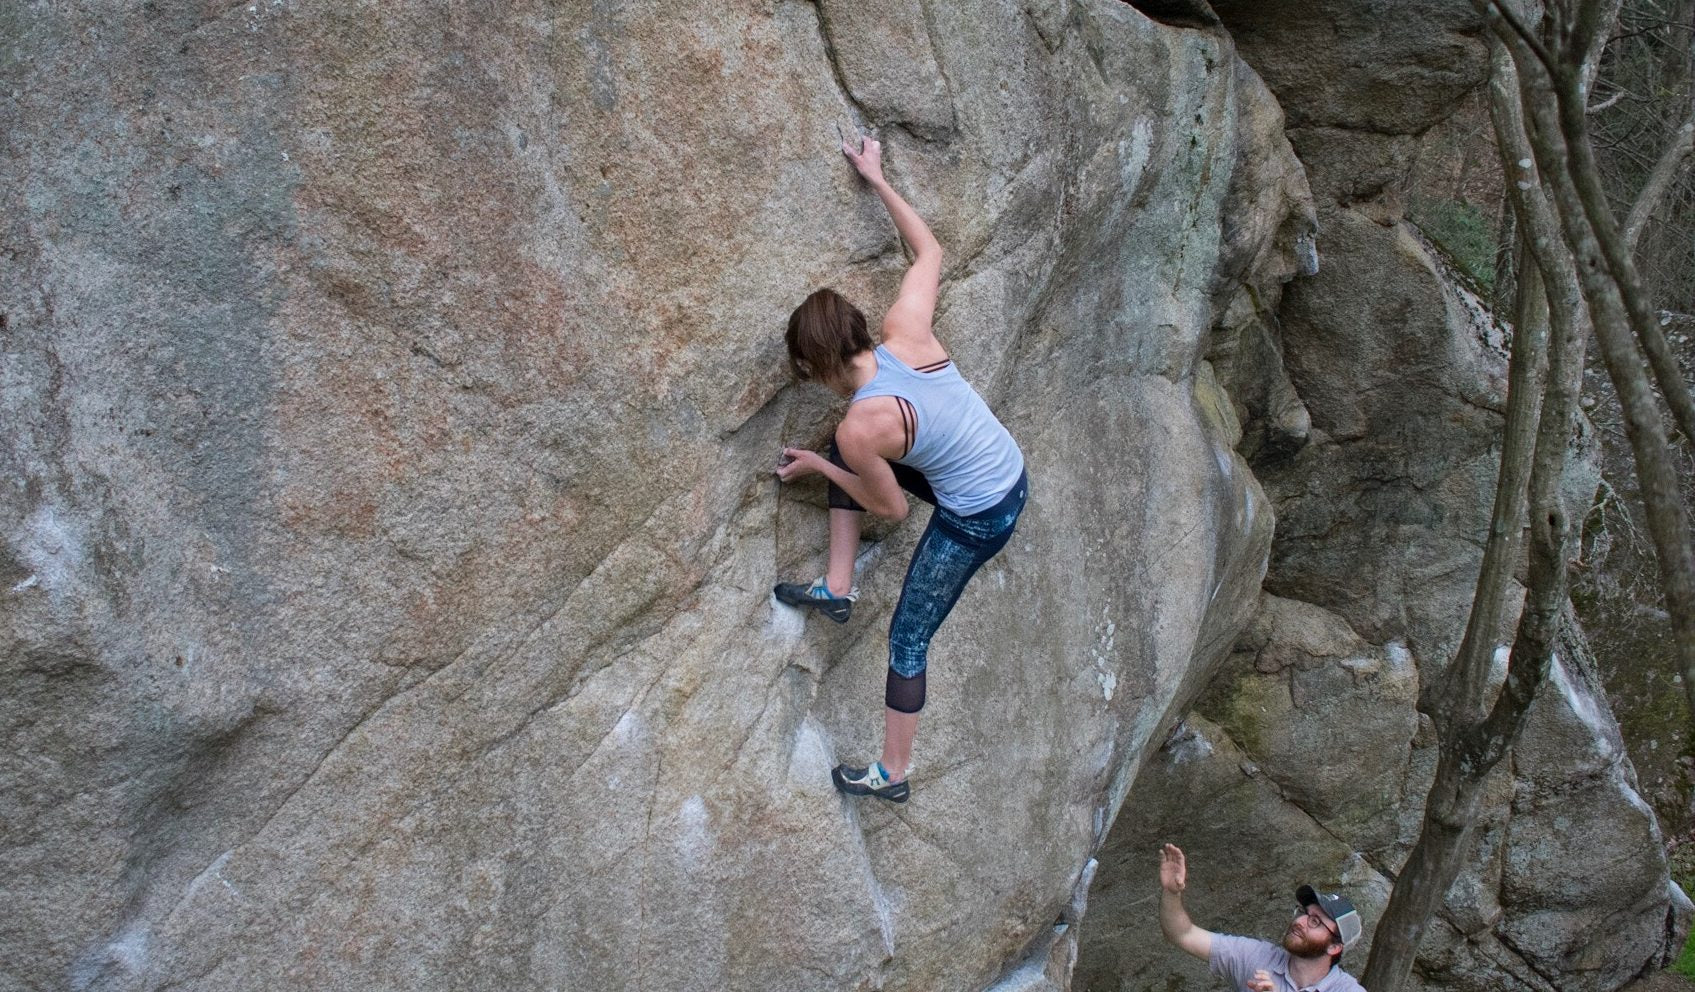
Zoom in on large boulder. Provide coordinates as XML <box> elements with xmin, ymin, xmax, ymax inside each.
<box><xmin>1078</xmin><ymin>3</ymin><xmax>1675</xmax><ymax>991</ymax></box>
<box><xmin>1210</xmin><ymin>0</ymin><xmax>1490</xmax><ymax>207</ymax></box>
<box><xmin>1</xmin><ymin>2</ymin><xmax>1286</xmax><ymax>990</ymax></box>
<box><xmin>1080</xmin><ymin>596</ymin><xmax>1671</xmax><ymax>992</ymax></box>
<box><xmin>4</xmin><ymin>3</ymin><xmax>1677</xmax><ymax>990</ymax></box>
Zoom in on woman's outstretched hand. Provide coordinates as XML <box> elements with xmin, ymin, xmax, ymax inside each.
<box><xmin>842</xmin><ymin>133</ymin><xmax>885</xmax><ymax>185</ymax></box>
<box><xmin>776</xmin><ymin>447</ymin><xmax>827</xmax><ymax>483</ymax></box>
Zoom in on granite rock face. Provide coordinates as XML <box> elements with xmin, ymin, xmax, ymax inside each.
<box><xmin>1</xmin><ymin>2</ymin><xmax>1675</xmax><ymax>992</ymax></box>
<box><xmin>2</xmin><ymin>3</ymin><xmax>1283</xmax><ymax>991</ymax></box>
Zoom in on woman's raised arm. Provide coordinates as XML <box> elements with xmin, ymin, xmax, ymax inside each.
<box><xmin>843</xmin><ymin>136</ymin><xmax>942</xmax><ymax>340</ymax></box>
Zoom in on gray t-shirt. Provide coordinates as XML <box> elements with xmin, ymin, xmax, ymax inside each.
<box><xmin>1209</xmin><ymin>934</ymin><xmax>1367</xmax><ymax>992</ymax></box>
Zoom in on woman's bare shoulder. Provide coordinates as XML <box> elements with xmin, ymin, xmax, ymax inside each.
<box><xmin>878</xmin><ymin>312</ymin><xmax>948</xmax><ymax>369</ymax></box>
<box><xmin>840</xmin><ymin>396</ymin><xmax>909</xmax><ymax>459</ymax></box>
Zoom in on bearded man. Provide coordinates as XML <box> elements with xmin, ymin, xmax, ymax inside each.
<box><xmin>1157</xmin><ymin>843</ymin><xmax>1366</xmax><ymax>992</ymax></box>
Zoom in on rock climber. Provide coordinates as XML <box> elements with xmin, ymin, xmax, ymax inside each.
<box><xmin>1157</xmin><ymin>843</ymin><xmax>1366</xmax><ymax>992</ymax></box>
<box><xmin>772</xmin><ymin>131</ymin><xmax>1027</xmax><ymax>805</ymax></box>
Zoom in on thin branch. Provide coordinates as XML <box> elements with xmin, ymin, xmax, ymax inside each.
<box><xmin>1551</xmin><ymin>56</ymin><xmax>1695</xmax><ymax>447</ymax></box>
<box><xmin>1434</xmin><ymin>237</ymin><xmax>1548</xmax><ymax>729</ymax></box>
<box><xmin>1476</xmin><ymin>219</ymin><xmax>1588</xmax><ymax>766</ymax></box>
<box><xmin>1623</xmin><ymin>117</ymin><xmax>1695</xmax><ymax>253</ymax></box>
<box><xmin>1587</xmin><ymin>89</ymin><xmax>1628</xmax><ymax>112</ymax></box>
<box><xmin>1475</xmin><ymin>0</ymin><xmax>1559</xmax><ymax>68</ymax></box>
<box><xmin>1526</xmin><ymin>28</ymin><xmax>1695</xmax><ymax>723</ymax></box>
<box><xmin>1576</xmin><ymin>0</ymin><xmax>1629</xmax><ymax>94</ymax></box>
<box><xmin>1474</xmin><ymin>30</ymin><xmax>1593</xmax><ymax>768</ymax></box>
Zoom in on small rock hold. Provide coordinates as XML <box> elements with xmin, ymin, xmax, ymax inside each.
<box><xmin>1338</xmin><ymin>655</ymin><xmax>1382</xmax><ymax>679</ymax></box>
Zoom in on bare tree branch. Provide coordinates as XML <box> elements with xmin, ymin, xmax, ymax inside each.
<box><xmin>1527</xmin><ymin>19</ymin><xmax>1695</xmax><ymax>724</ymax></box>
<box><xmin>1478</xmin><ymin>0</ymin><xmax>1559</xmax><ymax>67</ymax></box>
<box><xmin>1430</xmin><ymin>234</ymin><xmax>1548</xmax><ymax>731</ymax></box>
<box><xmin>1474</xmin><ymin>206</ymin><xmax>1589</xmax><ymax>764</ymax></box>
<box><xmin>1360</xmin><ymin>35</ymin><xmax>1588</xmax><ymax>992</ymax></box>
<box><xmin>1362</xmin><ymin>7</ymin><xmax>1695</xmax><ymax>988</ymax></box>
<box><xmin>1550</xmin><ymin>45</ymin><xmax>1695</xmax><ymax>447</ymax></box>
<box><xmin>1622</xmin><ymin>117</ymin><xmax>1695</xmax><ymax>254</ymax></box>
<box><xmin>1587</xmin><ymin>88</ymin><xmax>1628</xmax><ymax>112</ymax></box>
<box><xmin>1576</xmin><ymin>0</ymin><xmax>1629</xmax><ymax>93</ymax></box>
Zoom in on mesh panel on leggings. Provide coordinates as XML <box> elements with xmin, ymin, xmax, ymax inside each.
<box><xmin>885</xmin><ymin>668</ymin><xmax>926</xmax><ymax>713</ymax></box>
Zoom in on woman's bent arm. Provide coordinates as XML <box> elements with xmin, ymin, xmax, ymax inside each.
<box><xmin>775</xmin><ymin>409</ymin><xmax>910</xmax><ymax>521</ymax></box>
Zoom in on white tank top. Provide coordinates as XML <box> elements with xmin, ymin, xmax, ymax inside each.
<box><xmin>851</xmin><ymin>345</ymin><xmax>1024</xmax><ymax>515</ymax></box>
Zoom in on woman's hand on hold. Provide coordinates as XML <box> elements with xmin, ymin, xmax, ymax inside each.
<box><xmin>776</xmin><ymin>448</ymin><xmax>825</xmax><ymax>482</ymax></box>
<box><xmin>842</xmin><ymin>133</ymin><xmax>884</xmax><ymax>185</ymax></box>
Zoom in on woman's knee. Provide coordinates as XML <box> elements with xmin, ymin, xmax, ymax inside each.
<box><xmin>888</xmin><ymin>632</ymin><xmax>929</xmax><ymax>678</ymax></box>
<box><xmin>885</xmin><ymin>667</ymin><xmax>926</xmax><ymax>713</ymax></box>
<box><xmin>825</xmin><ymin>440</ymin><xmax>866</xmax><ymax>512</ymax></box>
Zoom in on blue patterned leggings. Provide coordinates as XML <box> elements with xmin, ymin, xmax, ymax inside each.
<box><xmin>828</xmin><ymin>444</ymin><xmax>1027</xmax><ymax>712</ymax></box>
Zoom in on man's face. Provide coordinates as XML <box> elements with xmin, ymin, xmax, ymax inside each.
<box><xmin>1283</xmin><ymin>905</ymin><xmax>1341</xmax><ymax>959</ymax></box>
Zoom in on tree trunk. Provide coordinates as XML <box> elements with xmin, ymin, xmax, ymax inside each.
<box><xmin>1361</xmin><ymin>754</ymin><xmax>1493</xmax><ymax>992</ymax></box>
<box><xmin>1512</xmin><ymin>17</ymin><xmax>1695</xmax><ymax>723</ymax></box>
<box><xmin>1359</xmin><ymin>14</ymin><xmax>1599</xmax><ymax>989</ymax></box>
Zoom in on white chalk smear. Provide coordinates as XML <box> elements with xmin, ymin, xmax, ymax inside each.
<box><xmin>788</xmin><ymin>717</ymin><xmax>833</xmax><ymax>796</ymax></box>
<box><xmin>763</xmin><ymin>594</ymin><xmax>806</xmax><ymax>643</ymax></box>
<box><xmin>611</xmin><ymin>708</ymin><xmax>641</xmax><ymax>745</ymax></box>
<box><xmin>1549</xmin><ymin>652</ymin><xmax>1607</xmax><ymax>737</ymax></box>
<box><xmin>1213</xmin><ymin>445</ymin><xmax>1233</xmax><ymax>480</ymax></box>
<box><xmin>675</xmin><ymin>795</ymin><xmax>713</xmax><ymax>870</ymax></box>
<box><xmin>18</xmin><ymin>504</ymin><xmax>84</xmax><ymax>599</ymax></box>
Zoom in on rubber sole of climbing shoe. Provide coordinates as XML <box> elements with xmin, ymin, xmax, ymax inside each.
<box><xmin>773</xmin><ymin>581</ymin><xmax>853</xmax><ymax>624</ymax></box>
<box><xmin>831</xmin><ymin>763</ymin><xmax>910</xmax><ymax>803</ymax></box>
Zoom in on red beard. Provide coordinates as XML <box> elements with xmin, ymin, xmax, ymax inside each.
<box><xmin>1283</xmin><ymin>924</ymin><xmax>1333</xmax><ymax>959</ymax></box>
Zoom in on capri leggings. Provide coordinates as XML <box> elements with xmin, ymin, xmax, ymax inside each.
<box><xmin>827</xmin><ymin>442</ymin><xmax>1028</xmax><ymax>714</ymax></box>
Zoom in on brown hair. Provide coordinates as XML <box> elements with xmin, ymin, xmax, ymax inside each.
<box><xmin>786</xmin><ymin>288</ymin><xmax>871</xmax><ymax>388</ymax></box>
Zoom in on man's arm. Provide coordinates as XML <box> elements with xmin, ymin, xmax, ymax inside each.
<box><xmin>1158</xmin><ymin>843</ymin><xmax>1216</xmax><ymax>961</ymax></box>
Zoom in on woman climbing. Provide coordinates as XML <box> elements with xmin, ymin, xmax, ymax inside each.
<box><xmin>773</xmin><ymin>132</ymin><xmax>1028</xmax><ymax>804</ymax></box>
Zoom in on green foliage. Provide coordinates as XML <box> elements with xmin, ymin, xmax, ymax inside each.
<box><xmin>1411</xmin><ymin>199</ymin><xmax>1499</xmax><ymax>294</ymax></box>
<box><xmin>1675</xmin><ymin>844</ymin><xmax>1695</xmax><ymax>977</ymax></box>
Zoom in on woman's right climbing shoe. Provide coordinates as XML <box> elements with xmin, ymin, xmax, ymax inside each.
<box><xmin>831</xmin><ymin>761</ymin><xmax>909</xmax><ymax>803</ymax></box>
<box><xmin>773</xmin><ymin>576</ymin><xmax>858</xmax><ymax>624</ymax></box>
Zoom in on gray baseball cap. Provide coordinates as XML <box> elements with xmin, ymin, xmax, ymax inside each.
<box><xmin>1295</xmin><ymin>884</ymin><xmax>1363</xmax><ymax>950</ymax></box>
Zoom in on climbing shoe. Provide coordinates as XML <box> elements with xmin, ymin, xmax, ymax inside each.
<box><xmin>773</xmin><ymin>576</ymin><xmax>858</xmax><ymax>624</ymax></box>
<box><xmin>831</xmin><ymin>761</ymin><xmax>909</xmax><ymax>803</ymax></box>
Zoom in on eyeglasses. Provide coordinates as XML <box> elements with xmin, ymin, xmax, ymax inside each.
<box><xmin>1294</xmin><ymin>909</ymin><xmax>1341</xmax><ymax>943</ymax></box>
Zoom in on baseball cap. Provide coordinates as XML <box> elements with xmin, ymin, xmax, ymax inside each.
<box><xmin>1295</xmin><ymin>884</ymin><xmax>1363</xmax><ymax>950</ymax></box>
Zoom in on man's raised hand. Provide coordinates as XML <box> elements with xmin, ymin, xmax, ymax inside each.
<box><xmin>1159</xmin><ymin>843</ymin><xmax>1187</xmax><ymax>894</ymax></box>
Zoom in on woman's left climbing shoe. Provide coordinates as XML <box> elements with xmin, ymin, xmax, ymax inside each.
<box><xmin>831</xmin><ymin>761</ymin><xmax>909</xmax><ymax>803</ymax></box>
<box><xmin>773</xmin><ymin>576</ymin><xmax>858</xmax><ymax>624</ymax></box>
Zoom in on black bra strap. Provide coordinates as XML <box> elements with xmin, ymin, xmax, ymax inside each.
<box><xmin>896</xmin><ymin>396</ymin><xmax>916</xmax><ymax>458</ymax></box>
